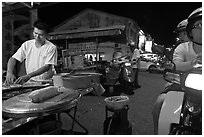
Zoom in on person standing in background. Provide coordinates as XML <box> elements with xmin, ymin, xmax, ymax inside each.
<box><xmin>130</xmin><ymin>44</ymin><xmax>141</xmax><ymax>89</ymax></box>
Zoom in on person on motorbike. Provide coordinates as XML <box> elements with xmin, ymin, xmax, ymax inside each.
<box><xmin>163</xmin><ymin>19</ymin><xmax>190</xmax><ymax>96</ymax></box>
<box><xmin>173</xmin><ymin>19</ymin><xmax>190</xmax><ymax>48</ymax></box>
<box><xmin>152</xmin><ymin>7</ymin><xmax>202</xmax><ymax>134</ymax></box>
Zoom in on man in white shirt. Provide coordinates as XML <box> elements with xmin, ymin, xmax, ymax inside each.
<box><xmin>5</xmin><ymin>20</ymin><xmax>57</xmax><ymax>85</ymax></box>
<box><xmin>130</xmin><ymin>45</ymin><xmax>141</xmax><ymax>88</ymax></box>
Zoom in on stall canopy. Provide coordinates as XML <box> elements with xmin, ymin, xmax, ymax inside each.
<box><xmin>49</xmin><ymin>25</ymin><xmax>127</xmax><ymax>43</ymax></box>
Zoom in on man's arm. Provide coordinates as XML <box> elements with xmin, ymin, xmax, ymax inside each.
<box><xmin>15</xmin><ymin>64</ymin><xmax>52</xmax><ymax>84</ymax></box>
<box><xmin>174</xmin><ymin>54</ymin><xmax>201</xmax><ymax>72</ymax></box>
<box><xmin>173</xmin><ymin>44</ymin><xmax>195</xmax><ymax>72</ymax></box>
<box><xmin>28</xmin><ymin>64</ymin><xmax>51</xmax><ymax>78</ymax></box>
<box><xmin>7</xmin><ymin>57</ymin><xmax>17</xmax><ymax>74</ymax></box>
<box><xmin>5</xmin><ymin>57</ymin><xmax>18</xmax><ymax>84</ymax></box>
<box><xmin>174</xmin><ymin>60</ymin><xmax>194</xmax><ymax>72</ymax></box>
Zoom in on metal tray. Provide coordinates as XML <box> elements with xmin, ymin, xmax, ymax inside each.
<box><xmin>2</xmin><ymin>83</ymin><xmax>51</xmax><ymax>92</ymax></box>
<box><xmin>3</xmin><ymin>89</ymin><xmax>81</xmax><ymax>118</ymax></box>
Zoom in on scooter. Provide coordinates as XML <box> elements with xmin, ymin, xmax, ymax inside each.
<box><xmin>158</xmin><ymin>63</ymin><xmax>202</xmax><ymax>134</ymax></box>
<box><xmin>104</xmin><ymin>56</ymin><xmax>135</xmax><ymax>95</ymax></box>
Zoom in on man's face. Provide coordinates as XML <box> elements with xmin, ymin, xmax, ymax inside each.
<box><xmin>191</xmin><ymin>19</ymin><xmax>202</xmax><ymax>44</ymax></box>
<box><xmin>178</xmin><ymin>31</ymin><xmax>189</xmax><ymax>42</ymax></box>
<box><xmin>33</xmin><ymin>27</ymin><xmax>47</xmax><ymax>44</ymax></box>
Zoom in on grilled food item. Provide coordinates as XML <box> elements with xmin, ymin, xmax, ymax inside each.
<box><xmin>28</xmin><ymin>86</ymin><xmax>59</xmax><ymax>103</ymax></box>
<box><xmin>47</xmin><ymin>91</ymin><xmax>74</xmax><ymax>102</ymax></box>
<box><xmin>2</xmin><ymin>83</ymin><xmax>22</xmax><ymax>90</ymax></box>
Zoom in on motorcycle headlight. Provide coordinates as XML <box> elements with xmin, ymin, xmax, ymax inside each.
<box><xmin>124</xmin><ymin>62</ymin><xmax>131</xmax><ymax>66</ymax></box>
<box><xmin>185</xmin><ymin>74</ymin><xmax>202</xmax><ymax>90</ymax></box>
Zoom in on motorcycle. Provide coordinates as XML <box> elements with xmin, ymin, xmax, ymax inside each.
<box><xmin>158</xmin><ymin>62</ymin><xmax>202</xmax><ymax>134</ymax></box>
<box><xmin>104</xmin><ymin>56</ymin><xmax>135</xmax><ymax>95</ymax></box>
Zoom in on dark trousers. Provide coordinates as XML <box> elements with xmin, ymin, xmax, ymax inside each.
<box><xmin>133</xmin><ymin>68</ymin><xmax>139</xmax><ymax>87</ymax></box>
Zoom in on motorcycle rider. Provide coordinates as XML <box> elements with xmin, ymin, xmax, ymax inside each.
<box><xmin>152</xmin><ymin>7</ymin><xmax>202</xmax><ymax>134</ymax></box>
<box><xmin>163</xmin><ymin>19</ymin><xmax>190</xmax><ymax>98</ymax></box>
<box><xmin>173</xmin><ymin>19</ymin><xmax>190</xmax><ymax>48</ymax></box>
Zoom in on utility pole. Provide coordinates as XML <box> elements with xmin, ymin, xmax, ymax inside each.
<box><xmin>30</xmin><ymin>8</ymin><xmax>38</xmax><ymax>38</ymax></box>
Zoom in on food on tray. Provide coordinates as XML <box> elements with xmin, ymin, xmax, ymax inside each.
<box><xmin>9</xmin><ymin>84</ymin><xmax>22</xmax><ymax>88</ymax></box>
<box><xmin>47</xmin><ymin>90</ymin><xmax>74</xmax><ymax>102</ymax></box>
<box><xmin>28</xmin><ymin>86</ymin><xmax>59</xmax><ymax>103</ymax></box>
<box><xmin>2</xmin><ymin>83</ymin><xmax>22</xmax><ymax>90</ymax></box>
<box><xmin>2</xmin><ymin>81</ymin><xmax>50</xmax><ymax>91</ymax></box>
<box><xmin>22</xmin><ymin>81</ymin><xmax>44</xmax><ymax>87</ymax></box>
<box><xmin>29</xmin><ymin>79</ymin><xmax>53</xmax><ymax>84</ymax></box>
<box><xmin>71</xmin><ymin>73</ymin><xmax>91</xmax><ymax>76</ymax></box>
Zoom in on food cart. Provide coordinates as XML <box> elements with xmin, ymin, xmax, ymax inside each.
<box><xmin>2</xmin><ymin>73</ymin><xmax>104</xmax><ymax>135</ymax></box>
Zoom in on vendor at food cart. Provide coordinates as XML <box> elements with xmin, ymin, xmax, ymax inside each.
<box><xmin>5</xmin><ymin>20</ymin><xmax>57</xmax><ymax>85</ymax></box>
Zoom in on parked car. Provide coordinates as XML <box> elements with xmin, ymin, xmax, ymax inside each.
<box><xmin>140</xmin><ymin>57</ymin><xmax>158</xmax><ymax>73</ymax></box>
<box><xmin>140</xmin><ymin>53</ymin><xmax>159</xmax><ymax>61</ymax></box>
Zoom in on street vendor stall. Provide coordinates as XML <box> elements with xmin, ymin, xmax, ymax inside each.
<box><xmin>2</xmin><ymin>86</ymin><xmax>82</xmax><ymax>135</ymax></box>
<box><xmin>2</xmin><ymin>72</ymin><xmax>104</xmax><ymax>135</ymax></box>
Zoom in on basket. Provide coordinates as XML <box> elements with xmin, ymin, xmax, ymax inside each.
<box><xmin>53</xmin><ymin>73</ymin><xmax>101</xmax><ymax>89</ymax></box>
<box><xmin>104</xmin><ymin>96</ymin><xmax>129</xmax><ymax>110</ymax></box>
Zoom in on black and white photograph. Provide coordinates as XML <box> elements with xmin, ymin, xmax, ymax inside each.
<box><xmin>2</xmin><ymin>1</ymin><xmax>202</xmax><ymax>135</ymax></box>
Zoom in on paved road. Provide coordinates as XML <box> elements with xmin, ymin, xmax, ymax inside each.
<box><xmin>60</xmin><ymin>71</ymin><xmax>166</xmax><ymax>135</ymax></box>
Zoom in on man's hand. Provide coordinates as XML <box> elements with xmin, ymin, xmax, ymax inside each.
<box><xmin>14</xmin><ymin>74</ymin><xmax>31</xmax><ymax>84</ymax></box>
<box><xmin>5</xmin><ymin>72</ymin><xmax>16</xmax><ymax>85</ymax></box>
<box><xmin>191</xmin><ymin>53</ymin><xmax>202</xmax><ymax>68</ymax></box>
<box><xmin>196</xmin><ymin>53</ymin><xmax>202</xmax><ymax>65</ymax></box>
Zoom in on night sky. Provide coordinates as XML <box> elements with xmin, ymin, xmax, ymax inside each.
<box><xmin>38</xmin><ymin>2</ymin><xmax>201</xmax><ymax>46</ymax></box>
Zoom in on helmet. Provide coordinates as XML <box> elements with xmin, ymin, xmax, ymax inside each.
<box><xmin>188</xmin><ymin>7</ymin><xmax>202</xmax><ymax>22</ymax></box>
<box><xmin>174</xmin><ymin>19</ymin><xmax>188</xmax><ymax>33</ymax></box>
<box><xmin>186</xmin><ymin>7</ymin><xmax>202</xmax><ymax>41</ymax></box>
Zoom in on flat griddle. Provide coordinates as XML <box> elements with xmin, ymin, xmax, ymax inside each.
<box><xmin>2</xmin><ymin>88</ymin><xmax>81</xmax><ymax>118</ymax></box>
<box><xmin>2</xmin><ymin>82</ymin><xmax>51</xmax><ymax>92</ymax></box>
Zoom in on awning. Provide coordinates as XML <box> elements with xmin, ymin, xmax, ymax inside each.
<box><xmin>49</xmin><ymin>25</ymin><xmax>126</xmax><ymax>40</ymax></box>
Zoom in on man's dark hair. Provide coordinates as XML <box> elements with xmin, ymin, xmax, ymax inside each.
<box><xmin>33</xmin><ymin>20</ymin><xmax>50</xmax><ymax>33</ymax></box>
